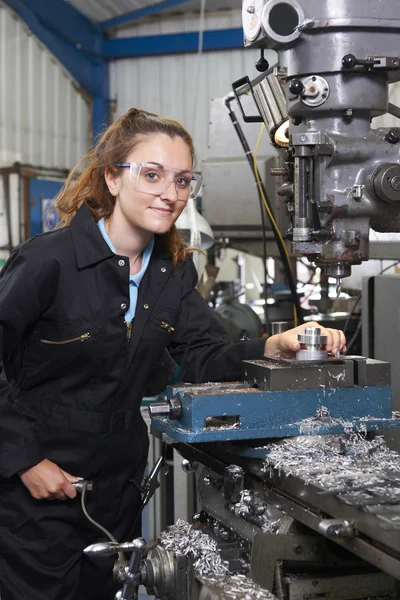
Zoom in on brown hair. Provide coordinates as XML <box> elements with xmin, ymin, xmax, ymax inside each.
<box><xmin>54</xmin><ymin>108</ymin><xmax>196</xmax><ymax>265</ymax></box>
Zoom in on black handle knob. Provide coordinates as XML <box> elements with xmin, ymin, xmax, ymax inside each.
<box><xmin>255</xmin><ymin>49</ymin><xmax>269</xmax><ymax>73</ymax></box>
<box><xmin>289</xmin><ymin>79</ymin><xmax>304</xmax><ymax>96</ymax></box>
<box><xmin>342</xmin><ymin>54</ymin><xmax>356</xmax><ymax>69</ymax></box>
<box><xmin>342</xmin><ymin>54</ymin><xmax>378</xmax><ymax>69</ymax></box>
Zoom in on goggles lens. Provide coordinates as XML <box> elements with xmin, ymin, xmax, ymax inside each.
<box><xmin>117</xmin><ymin>162</ymin><xmax>202</xmax><ymax>200</ymax></box>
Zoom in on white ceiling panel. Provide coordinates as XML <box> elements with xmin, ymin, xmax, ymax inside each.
<box><xmin>66</xmin><ymin>0</ymin><xmax>241</xmax><ymax>26</ymax></box>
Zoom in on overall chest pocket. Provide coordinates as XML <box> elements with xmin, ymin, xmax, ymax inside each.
<box><xmin>39</xmin><ymin>331</ymin><xmax>92</xmax><ymax>345</ymax></box>
<box><xmin>28</xmin><ymin>321</ymin><xmax>101</xmax><ymax>377</ymax></box>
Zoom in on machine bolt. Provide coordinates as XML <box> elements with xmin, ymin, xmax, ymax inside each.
<box><xmin>293</xmin><ymin>545</ymin><xmax>303</xmax><ymax>554</ymax></box>
<box><xmin>350</xmin><ymin>184</ymin><xmax>364</xmax><ymax>200</ymax></box>
<box><xmin>300</xmin><ymin>135</ymin><xmax>308</xmax><ymax>142</ymax></box>
<box><xmin>385</xmin><ymin>128</ymin><xmax>400</xmax><ymax>144</ymax></box>
<box><xmin>289</xmin><ymin>79</ymin><xmax>305</xmax><ymax>96</ymax></box>
<box><xmin>247</xmin><ymin>5</ymin><xmax>255</xmax><ymax>13</ymax></box>
<box><xmin>270</xmin><ymin>167</ymin><xmax>289</xmax><ymax>176</ymax></box>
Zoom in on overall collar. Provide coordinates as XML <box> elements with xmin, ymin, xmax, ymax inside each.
<box><xmin>70</xmin><ymin>203</ymin><xmax>170</xmax><ymax>268</ymax></box>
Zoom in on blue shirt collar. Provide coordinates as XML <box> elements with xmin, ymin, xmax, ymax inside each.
<box><xmin>97</xmin><ymin>218</ymin><xmax>154</xmax><ymax>286</ymax></box>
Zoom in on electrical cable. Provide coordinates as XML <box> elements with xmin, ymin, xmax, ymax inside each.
<box><xmin>379</xmin><ymin>260</ymin><xmax>400</xmax><ymax>275</ymax></box>
<box><xmin>343</xmin><ymin>296</ymin><xmax>361</xmax><ymax>337</ymax></box>
<box><xmin>346</xmin><ymin>320</ymin><xmax>362</xmax><ymax>353</ymax></box>
<box><xmin>253</xmin><ymin>124</ymin><xmax>301</xmax><ymax>326</ymax></box>
<box><xmin>224</xmin><ymin>98</ymin><xmax>270</xmax><ymax>330</ymax></box>
<box><xmin>224</xmin><ymin>96</ymin><xmax>302</xmax><ymax>327</ymax></box>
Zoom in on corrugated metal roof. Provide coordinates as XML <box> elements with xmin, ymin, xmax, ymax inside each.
<box><xmin>66</xmin><ymin>0</ymin><xmax>241</xmax><ymax>26</ymax></box>
<box><xmin>0</xmin><ymin>3</ymin><xmax>90</xmax><ymax>170</ymax></box>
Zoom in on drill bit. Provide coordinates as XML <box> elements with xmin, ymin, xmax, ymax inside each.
<box><xmin>336</xmin><ymin>279</ymin><xmax>341</xmax><ymax>297</ymax></box>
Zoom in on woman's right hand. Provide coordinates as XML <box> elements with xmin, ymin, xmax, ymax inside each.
<box><xmin>19</xmin><ymin>458</ymin><xmax>83</xmax><ymax>500</ymax></box>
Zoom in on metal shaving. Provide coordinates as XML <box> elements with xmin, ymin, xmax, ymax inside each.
<box><xmin>263</xmin><ymin>434</ymin><xmax>400</xmax><ymax>508</ymax></box>
<box><xmin>231</xmin><ymin>490</ymin><xmax>281</xmax><ymax>533</ymax></box>
<box><xmin>159</xmin><ymin>519</ymin><xmax>229</xmax><ymax>577</ymax></box>
<box><xmin>196</xmin><ymin>572</ymin><xmax>277</xmax><ymax>600</ymax></box>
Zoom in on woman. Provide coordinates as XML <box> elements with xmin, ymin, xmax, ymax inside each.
<box><xmin>0</xmin><ymin>108</ymin><xmax>346</xmax><ymax>599</ymax></box>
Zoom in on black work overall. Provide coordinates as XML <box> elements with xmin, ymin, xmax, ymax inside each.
<box><xmin>0</xmin><ymin>204</ymin><xmax>265</xmax><ymax>599</ymax></box>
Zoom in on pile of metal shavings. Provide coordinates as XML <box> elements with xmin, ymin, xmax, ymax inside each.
<box><xmin>196</xmin><ymin>572</ymin><xmax>278</xmax><ymax>600</ymax></box>
<box><xmin>263</xmin><ymin>433</ymin><xmax>400</xmax><ymax>508</ymax></box>
<box><xmin>231</xmin><ymin>490</ymin><xmax>281</xmax><ymax>533</ymax></box>
<box><xmin>159</xmin><ymin>519</ymin><xmax>229</xmax><ymax>577</ymax></box>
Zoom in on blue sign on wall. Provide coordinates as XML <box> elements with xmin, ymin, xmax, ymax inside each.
<box><xmin>29</xmin><ymin>178</ymin><xmax>64</xmax><ymax>238</ymax></box>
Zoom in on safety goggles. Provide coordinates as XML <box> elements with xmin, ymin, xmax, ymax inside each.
<box><xmin>117</xmin><ymin>162</ymin><xmax>203</xmax><ymax>201</ymax></box>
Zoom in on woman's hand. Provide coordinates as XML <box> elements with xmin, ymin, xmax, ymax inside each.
<box><xmin>264</xmin><ymin>321</ymin><xmax>346</xmax><ymax>358</ymax></box>
<box><xmin>19</xmin><ymin>458</ymin><xmax>83</xmax><ymax>500</ymax></box>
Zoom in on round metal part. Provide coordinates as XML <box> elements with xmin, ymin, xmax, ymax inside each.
<box><xmin>270</xmin><ymin>321</ymin><xmax>290</xmax><ymax>336</ymax></box>
<box><xmin>323</xmin><ymin>263</ymin><xmax>352</xmax><ymax>279</ymax></box>
<box><xmin>297</xmin><ymin>326</ymin><xmax>328</xmax><ymax>362</ymax></box>
<box><xmin>261</xmin><ymin>0</ymin><xmax>304</xmax><ymax>45</ymax></box>
<box><xmin>143</xmin><ymin>546</ymin><xmax>176</xmax><ymax>600</ymax></box>
<box><xmin>242</xmin><ymin>0</ymin><xmax>264</xmax><ymax>42</ymax></box>
<box><xmin>373</xmin><ymin>163</ymin><xmax>400</xmax><ymax>204</ymax></box>
<box><xmin>300</xmin><ymin>75</ymin><xmax>330</xmax><ymax>107</ymax></box>
<box><xmin>297</xmin><ymin>327</ymin><xmax>328</xmax><ymax>346</ymax></box>
<box><xmin>273</xmin><ymin>120</ymin><xmax>290</xmax><ymax>147</ymax></box>
<box><xmin>181</xmin><ymin>459</ymin><xmax>198</xmax><ymax>473</ymax></box>
<box><xmin>296</xmin><ymin>348</ymin><xmax>328</xmax><ymax>361</ymax></box>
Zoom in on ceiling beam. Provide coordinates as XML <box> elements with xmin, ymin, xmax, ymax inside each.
<box><xmin>100</xmin><ymin>0</ymin><xmax>194</xmax><ymax>32</ymax></box>
<box><xmin>104</xmin><ymin>27</ymin><xmax>244</xmax><ymax>57</ymax></box>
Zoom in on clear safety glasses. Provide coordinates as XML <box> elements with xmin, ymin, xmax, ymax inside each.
<box><xmin>117</xmin><ymin>162</ymin><xmax>203</xmax><ymax>201</ymax></box>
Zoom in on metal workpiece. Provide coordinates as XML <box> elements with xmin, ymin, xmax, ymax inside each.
<box><xmin>296</xmin><ymin>326</ymin><xmax>328</xmax><ymax>361</ymax></box>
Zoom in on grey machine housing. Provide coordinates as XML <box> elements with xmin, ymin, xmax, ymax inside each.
<box><xmin>243</xmin><ymin>0</ymin><xmax>400</xmax><ymax>282</ymax></box>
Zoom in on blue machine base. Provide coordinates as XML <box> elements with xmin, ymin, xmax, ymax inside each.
<box><xmin>151</xmin><ymin>414</ymin><xmax>400</xmax><ymax>443</ymax></box>
<box><xmin>151</xmin><ymin>384</ymin><xmax>400</xmax><ymax>443</ymax></box>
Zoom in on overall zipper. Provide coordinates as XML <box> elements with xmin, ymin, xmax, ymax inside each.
<box><xmin>126</xmin><ymin>321</ymin><xmax>133</xmax><ymax>344</ymax></box>
<box><xmin>39</xmin><ymin>332</ymin><xmax>91</xmax><ymax>345</ymax></box>
<box><xmin>161</xmin><ymin>321</ymin><xmax>175</xmax><ymax>332</ymax></box>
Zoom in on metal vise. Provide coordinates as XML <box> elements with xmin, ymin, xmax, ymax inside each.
<box><xmin>150</xmin><ymin>353</ymin><xmax>400</xmax><ymax>443</ymax></box>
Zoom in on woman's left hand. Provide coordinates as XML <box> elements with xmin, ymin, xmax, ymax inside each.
<box><xmin>264</xmin><ymin>321</ymin><xmax>346</xmax><ymax>358</ymax></box>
